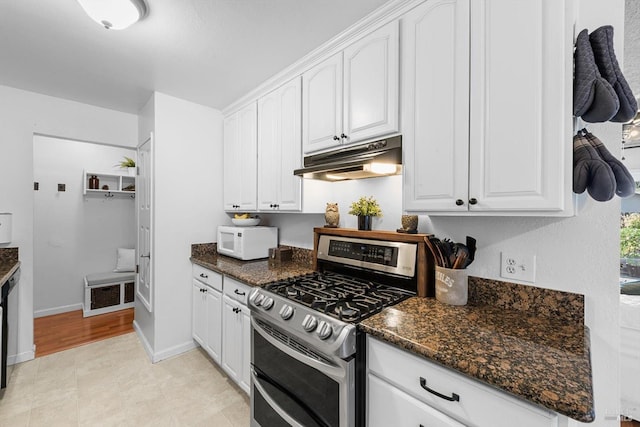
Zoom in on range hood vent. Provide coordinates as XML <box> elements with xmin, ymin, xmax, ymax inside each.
<box><xmin>294</xmin><ymin>135</ymin><xmax>402</xmax><ymax>181</ymax></box>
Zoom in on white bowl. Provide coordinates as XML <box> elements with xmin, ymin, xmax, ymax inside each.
<box><xmin>231</xmin><ymin>217</ymin><xmax>261</xmax><ymax>227</ymax></box>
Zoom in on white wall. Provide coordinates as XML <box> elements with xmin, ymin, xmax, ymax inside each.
<box><xmin>135</xmin><ymin>92</ymin><xmax>226</xmax><ymax>362</ymax></box>
<box><xmin>0</xmin><ymin>84</ymin><xmax>138</xmax><ymax>363</ymax></box>
<box><xmin>33</xmin><ymin>135</ymin><xmax>136</xmax><ymax>316</ymax></box>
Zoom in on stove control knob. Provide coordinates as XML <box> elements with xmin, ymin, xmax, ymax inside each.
<box><xmin>279</xmin><ymin>305</ymin><xmax>294</xmax><ymax>320</ymax></box>
<box><xmin>316</xmin><ymin>321</ymin><xmax>333</xmax><ymax>340</ymax></box>
<box><xmin>302</xmin><ymin>315</ymin><xmax>318</xmax><ymax>332</ymax></box>
<box><xmin>262</xmin><ymin>297</ymin><xmax>274</xmax><ymax>311</ymax></box>
<box><xmin>253</xmin><ymin>294</ymin><xmax>264</xmax><ymax>306</ymax></box>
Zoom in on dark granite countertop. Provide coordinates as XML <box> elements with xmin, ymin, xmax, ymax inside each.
<box><xmin>359</xmin><ymin>296</ymin><xmax>594</xmax><ymax>422</ymax></box>
<box><xmin>0</xmin><ymin>247</ymin><xmax>20</xmax><ymax>285</ymax></box>
<box><xmin>190</xmin><ymin>252</ymin><xmax>315</xmax><ymax>287</ymax></box>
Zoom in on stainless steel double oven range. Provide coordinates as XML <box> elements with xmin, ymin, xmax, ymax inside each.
<box><xmin>248</xmin><ymin>229</ymin><xmax>429</xmax><ymax>427</ymax></box>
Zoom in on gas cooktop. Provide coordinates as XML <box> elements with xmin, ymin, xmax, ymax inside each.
<box><xmin>263</xmin><ymin>271</ymin><xmax>414</xmax><ymax>323</ymax></box>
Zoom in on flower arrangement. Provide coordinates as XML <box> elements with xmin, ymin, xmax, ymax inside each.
<box><xmin>348</xmin><ymin>196</ymin><xmax>382</xmax><ymax>217</ymax></box>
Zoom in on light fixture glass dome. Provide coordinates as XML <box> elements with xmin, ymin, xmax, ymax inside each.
<box><xmin>77</xmin><ymin>0</ymin><xmax>147</xmax><ymax>30</ymax></box>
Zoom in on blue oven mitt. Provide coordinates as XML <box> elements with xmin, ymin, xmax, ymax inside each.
<box><xmin>584</xmin><ymin>130</ymin><xmax>635</xmax><ymax>197</ymax></box>
<box><xmin>589</xmin><ymin>26</ymin><xmax>638</xmax><ymax>123</ymax></box>
<box><xmin>573</xmin><ymin>29</ymin><xmax>619</xmax><ymax>122</ymax></box>
<box><xmin>573</xmin><ymin>132</ymin><xmax>616</xmax><ymax>201</ymax></box>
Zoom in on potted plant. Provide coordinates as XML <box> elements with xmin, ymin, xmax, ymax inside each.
<box><xmin>348</xmin><ymin>196</ymin><xmax>382</xmax><ymax>230</ymax></box>
<box><xmin>117</xmin><ymin>156</ymin><xmax>136</xmax><ymax>176</ymax></box>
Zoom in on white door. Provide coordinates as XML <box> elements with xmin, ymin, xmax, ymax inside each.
<box><xmin>257</xmin><ymin>88</ymin><xmax>280</xmax><ymax>210</ymax></box>
<box><xmin>223</xmin><ymin>114</ymin><xmax>240</xmax><ymax>210</ymax></box>
<box><xmin>136</xmin><ymin>134</ymin><xmax>153</xmax><ymax>312</ymax></box>
<box><xmin>221</xmin><ymin>296</ymin><xmax>240</xmax><ymax>380</ymax></box>
<box><xmin>238</xmin><ymin>103</ymin><xmax>258</xmax><ymax>211</ymax></box>
<box><xmin>468</xmin><ymin>0</ymin><xmax>569</xmax><ymax>212</ymax></box>
<box><xmin>205</xmin><ymin>288</ymin><xmax>222</xmax><ymax>364</ymax></box>
<box><xmin>302</xmin><ymin>52</ymin><xmax>343</xmax><ymax>154</ymax></box>
<box><xmin>192</xmin><ymin>281</ymin><xmax>205</xmax><ymax>346</ymax></box>
<box><xmin>343</xmin><ymin>20</ymin><xmax>399</xmax><ymax>144</ymax></box>
<box><xmin>240</xmin><ymin>307</ymin><xmax>251</xmax><ymax>393</ymax></box>
<box><xmin>278</xmin><ymin>77</ymin><xmax>302</xmax><ymax>211</ymax></box>
<box><xmin>402</xmin><ymin>0</ymin><xmax>470</xmax><ymax>212</ymax></box>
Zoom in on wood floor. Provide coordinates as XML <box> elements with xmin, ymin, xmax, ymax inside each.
<box><xmin>34</xmin><ymin>308</ymin><xmax>134</xmax><ymax>358</ymax></box>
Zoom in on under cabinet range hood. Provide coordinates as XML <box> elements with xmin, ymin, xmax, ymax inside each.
<box><xmin>294</xmin><ymin>135</ymin><xmax>402</xmax><ymax>181</ymax></box>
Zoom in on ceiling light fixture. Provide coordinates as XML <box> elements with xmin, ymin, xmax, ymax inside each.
<box><xmin>77</xmin><ymin>0</ymin><xmax>148</xmax><ymax>30</ymax></box>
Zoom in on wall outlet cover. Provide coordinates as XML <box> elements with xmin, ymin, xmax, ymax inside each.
<box><xmin>500</xmin><ymin>252</ymin><xmax>536</xmax><ymax>283</ymax></box>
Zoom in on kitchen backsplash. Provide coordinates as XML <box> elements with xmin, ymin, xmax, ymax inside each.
<box><xmin>468</xmin><ymin>276</ymin><xmax>584</xmax><ymax>325</ymax></box>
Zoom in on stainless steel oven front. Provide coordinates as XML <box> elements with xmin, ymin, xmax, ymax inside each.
<box><xmin>250</xmin><ymin>312</ymin><xmax>355</xmax><ymax>427</ymax></box>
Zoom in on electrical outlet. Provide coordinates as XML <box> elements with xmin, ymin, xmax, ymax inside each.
<box><xmin>500</xmin><ymin>252</ymin><xmax>536</xmax><ymax>283</ymax></box>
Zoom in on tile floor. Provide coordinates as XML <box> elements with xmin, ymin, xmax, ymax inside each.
<box><xmin>0</xmin><ymin>333</ymin><xmax>249</xmax><ymax>426</ymax></box>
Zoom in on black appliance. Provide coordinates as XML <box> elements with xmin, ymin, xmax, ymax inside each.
<box><xmin>1</xmin><ymin>271</ymin><xmax>18</xmax><ymax>389</ymax></box>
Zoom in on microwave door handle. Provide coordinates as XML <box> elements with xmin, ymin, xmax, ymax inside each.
<box><xmin>251</xmin><ymin>368</ymin><xmax>330</xmax><ymax>427</ymax></box>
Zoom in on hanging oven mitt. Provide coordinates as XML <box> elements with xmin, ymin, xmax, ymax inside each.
<box><xmin>589</xmin><ymin>25</ymin><xmax>638</xmax><ymax>123</ymax></box>
<box><xmin>583</xmin><ymin>130</ymin><xmax>635</xmax><ymax>197</ymax></box>
<box><xmin>573</xmin><ymin>29</ymin><xmax>619</xmax><ymax>122</ymax></box>
<box><xmin>573</xmin><ymin>131</ymin><xmax>616</xmax><ymax>201</ymax></box>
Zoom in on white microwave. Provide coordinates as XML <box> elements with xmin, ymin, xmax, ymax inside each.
<box><xmin>217</xmin><ymin>226</ymin><xmax>278</xmax><ymax>260</ymax></box>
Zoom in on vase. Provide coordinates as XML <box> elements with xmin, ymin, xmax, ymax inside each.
<box><xmin>357</xmin><ymin>215</ymin><xmax>372</xmax><ymax>231</ymax></box>
<box><xmin>127</xmin><ymin>167</ymin><xmax>136</xmax><ymax>176</ymax></box>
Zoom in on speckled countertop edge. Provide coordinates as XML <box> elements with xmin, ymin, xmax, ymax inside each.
<box><xmin>0</xmin><ymin>247</ymin><xmax>20</xmax><ymax>284</ymax></box>
<box><xmin>359</xmin><ymin>297</ymin><xmax>594</xmax><ymax>422</ymax></box>
<box><xmin>190</xmin><ymin>244</ymin><xmax>315</xmax><ymax>287</ymax></box>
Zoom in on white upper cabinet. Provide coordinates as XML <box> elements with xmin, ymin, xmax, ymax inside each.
<box><xmin>257</xmin><ymin>77</ymin><xmax>302</xmax><ymax>211</ymax></box>
<box><xmin>302</xmin><ymin>52</ymin><xmax>343</xmax><ymax>154</ymax></box>
<box><xmin>302</xmin><ymin>21</ymin><xmax>399</xmax><ymax>155</ymax></box>
<box><xmin>343</xmin><ymin>20</ymin><xmax>400</xmax><ymax>145</ymax></box>
<box><xmin>402</xmin><ymin>0</ymin><xmax>470</xmax><ymax>213</ymax></box>
<box><xmin>224</xmin><ymin>103</ymin><xmax>258</xmax><ymax>211</ymax></box>
<box><xmin>403</xmin><ymin>0</ymin><xmax>573</xmax><ymax>215</ymax></box>
<box><xmin>467</xmin><ymin>0</ymin><xmax>570</xmax><ymax>212</ymax></box>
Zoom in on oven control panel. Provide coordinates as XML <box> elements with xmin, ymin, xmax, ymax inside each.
<box><xmin>317</xmin><ymin>235</ymin><xmax>417</xmax><ymax>278</ymax></box>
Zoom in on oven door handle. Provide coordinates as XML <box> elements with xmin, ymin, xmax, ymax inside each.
<box><xmin>252</xmin><ymin>367</ymin><xmax>330</xmax><ymax>427</ymax></box>
<box><xmin>251</xmin><ymin>316</ymin><xmax>346</xmax><ymax>383</ymax></box>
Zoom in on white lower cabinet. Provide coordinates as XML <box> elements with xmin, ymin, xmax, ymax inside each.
<box><xmin>221</xmin><ymin>278</ymin><xmax>252</xmax><ymax>394</ymax></box>
<box><xmin>367</xmin><ymin>337</ymin><xmax>561</xmax><ymax>427</ymax></box>
<box><xmin>192</xmin><ymin>267</ymin><xmax>222</xmax><ymax>364</ymax></box>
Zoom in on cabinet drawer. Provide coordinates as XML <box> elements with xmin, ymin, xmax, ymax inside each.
<box><xmin>368</xmin><ymin>374</ymin><xmax>464</xmax><ymax>427</ymax></box>
<box><xmin>192</xmin><ymin>264</ymin><xmax>222</xmax><ymax>292</ymax></box>
<box><xmin>223</xmin><ymin>276</ymin><xmax>251</xmax><ymax>305</ymax></box>
<box><xmin>367</xmin><ymin>337</ymin><xmax>558</xmax><ymax>427</ymax></box>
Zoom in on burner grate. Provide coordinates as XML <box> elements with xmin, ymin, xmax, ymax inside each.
<box><xmin>265</xmin><ymin>271</ymin><xmax>414</xmax><ymax>322</ymax></box>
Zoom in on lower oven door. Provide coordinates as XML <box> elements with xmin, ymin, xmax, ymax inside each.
<box><xmin>250</xmin><ymin>314</ymin><xmax>354</xmax><ymax>427</ymax></box>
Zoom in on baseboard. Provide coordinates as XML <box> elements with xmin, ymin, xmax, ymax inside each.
<box><xmin>132</xmin><ymin>320</ymin><xmax>196</xmax><ymax>364</ymax></box>
<box><xmin>34</xmin><ymin>303</ymin><xmax>83</xmax><ymax>318</ymax></box>
<box><xmin>8</xmin><ymin>349</ymin><xmax>35</xmax><ymax>365</ymax></box>
<box><xmin>152</xmin><ymin>340</ymin><xmax>197</xmax><ymax>363</ymax></box>
<box><xmin>133</xmin><ymin>320</ymin><xmax>154</xmax><ymax>362</ymax></box>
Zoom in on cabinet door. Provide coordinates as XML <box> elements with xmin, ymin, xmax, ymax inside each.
<box><xmin>192</xmin><ymin>280</ymin><xmax>206</xmax><ymax>346</ymax></box>
<box><xmin>402</xmin><ymin>0</ymin><xmax>470</xmax><ymax>212</ymax></box>
<box><xmin>237</xmin><ymin>103</ymin><xmax>258</xmax><ymax>210</ymax></box>
<box><xmin>468</xmin><ymin>0</ymin><xmax>570</xmax><ymax>212</ymax></box>
<box><xmin>205</xmin><ymin>288</ymin><xmax>222</xmax><ymax>364</ymax></box>
<box><xmin>257</xmin><ymin>89</ymin><xmax>280</xmax><ymax>210</ymax></box>
<box><xmin>239</xmin><ymin>307</ymin><xmax>251</xmax><ymax>394</ymax></box>
<box><xmin>257</xmin><ymin>77</ymin><xmax>302</xmax><ymax>212</ymax></box>
<box><xmin>223</xmin><ymin>114</ymin><xmax>241</xmax><ymax>210</ymax></box>
<box><xmin>343</xmin><ymin>21</ymin><xmax>399</xmax><ymax>144</ymax></box>
<box><xmin>277</xmin><ymin>77</ymin><xmax>302</xmax><ymax>211</ymax></box>
<box><xmin>368</xmin><ymin>374</ymin><xmax>465</xmax><ymax>427</ymax></box>
<box><xmin>221</xmin><ymin>296</ymin><xmax>241</xmax><ymax>380</ymax></box>
<box><xmin>302</xmin><ymin>52</ymin><xmax>343</xmax><ymax>154</ymax></box>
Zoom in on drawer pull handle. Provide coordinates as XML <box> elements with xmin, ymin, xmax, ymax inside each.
<box><xmin>419</xmin><ymin>377</ymin><xmax>460</xmax><ymax>402</ymax></box>
<box><xmin>234</xmin><ymin>289</ymin><xmax>246</xmax><ymax>296</ymax></box>
<box><xmin>199</xmin><ymin>273</ymin><xmax>208</xmax><ymax>279</ymax></box>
